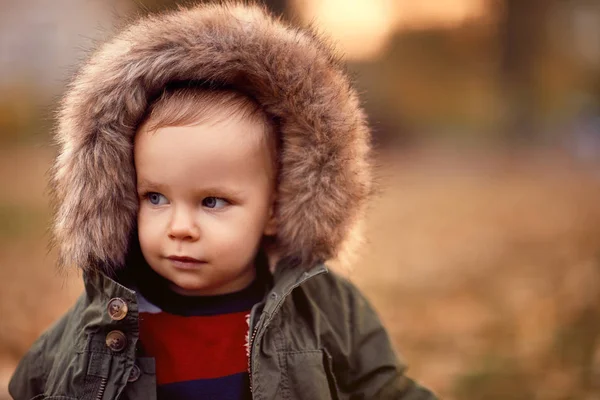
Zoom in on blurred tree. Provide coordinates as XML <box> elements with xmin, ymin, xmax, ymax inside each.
<box><xmin>498</xmin><ymin>0</ymin><xmax>550</xmax><ymax>143</ymax></box>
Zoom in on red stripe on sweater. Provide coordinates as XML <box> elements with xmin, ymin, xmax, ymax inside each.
<box><xmin>139</xmin><ymin>311</ymin><xmax>249</xmax><ymax>384</ymax></box>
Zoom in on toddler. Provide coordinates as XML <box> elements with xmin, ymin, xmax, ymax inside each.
<box><xmin>10</xmin><ymin>3</ymin><xmax>438</xmax><ymax>400</ymax></box>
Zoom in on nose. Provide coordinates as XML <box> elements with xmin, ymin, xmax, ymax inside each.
<box><xmin>167</xmin><ymin>205</ymin><xmax>200</xmax><ymax>241</ymax></box>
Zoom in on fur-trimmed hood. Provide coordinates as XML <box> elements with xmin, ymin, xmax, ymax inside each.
<box><xmin>50</xmin><ymin>2</ymin><xmax>372</xmax><ymax>275</ymax></box>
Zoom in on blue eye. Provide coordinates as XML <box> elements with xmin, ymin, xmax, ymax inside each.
<box><xmin>202</xmin><ymin>197</ymin><xmax>228</xmax><ymax>209</ymax></box>
<box><xmin>147</xmin><ymin>192</ymin><xmax>168</xmax><ymax>205</ymax></box>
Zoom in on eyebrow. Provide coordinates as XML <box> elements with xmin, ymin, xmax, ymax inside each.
<box><xmin>136</xmin><ymin>178</ymin><xmax>167</xmax><ymax>191</ymax></box>
<box><xmin>198</xmin><ymin>186</ymin><xmax>245</xmax><ymax>199</ymax></box>
<box><xmin>136</xmin><ymin>179</ymin><xmax>244</xmax><ymax>198</ymax></box>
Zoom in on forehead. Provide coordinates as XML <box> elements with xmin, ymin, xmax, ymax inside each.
<box><xmin>133</xmin><ymin>114</ymin><xmax>272</xmax><ymax>189</ymax></box>
<box><xmin>141</xmin><ymin>87</ymin><xmax>268</xmax><ymax>137</ymax></box>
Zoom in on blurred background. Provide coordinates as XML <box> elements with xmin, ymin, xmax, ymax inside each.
<box><xmin>1</xmin><ymin>0</ymin><xmax>600</xmax><ymax>398</ymax></box>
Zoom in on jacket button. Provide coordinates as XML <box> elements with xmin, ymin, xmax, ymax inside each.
<box><xmin>107</xmin><ymin>297</ymin><xmax>128</xmax><ymax>321</ymax></box>
<box><xmin>106</xmin><ymin>330</ymin><xmax>127</xmax><ymax>352</ymax></box>
<box><xmin>128</xmin><ymin>364</ymin><xmax>141</xmax><ymax>382</ymax></box>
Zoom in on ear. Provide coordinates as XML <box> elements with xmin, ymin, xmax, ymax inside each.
<box><xmin>263</xmin><ymin>194</ymin><xmax>277</xmax><ymax>236</ymax></box>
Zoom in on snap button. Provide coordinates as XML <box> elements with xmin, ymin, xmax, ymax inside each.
<box><xmin>107</xmin><ymin>297</ymin><xmax>128</xmax><ymax>321</ymax></box>
<box><xmin>128</xmin><ymin>364</ymin><xmax>141</xmax><ymax>382</ymax></box>
<box><xmin>269</xmin><ymin>292</ymin><xmax>278</xmax><ymax>300</ymax></box>
<box><xmin>106</xmin><ymin>330</ymin><xmax>127</xmax><ymax>352</ymax></box>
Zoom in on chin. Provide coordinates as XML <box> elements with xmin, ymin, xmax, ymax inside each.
<box><xmin>172</xmin><ymin>276</ymin><xmax>207</xmax><ymax>291</ymax></box>
<box><xmin>170</xmin><ymin>282</ymin><xmax>209</xmax><ymax>296</ymax></box>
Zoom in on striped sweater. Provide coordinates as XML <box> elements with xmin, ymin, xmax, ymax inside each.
<box><xmin>136</xmin><ymin>275</ymin><xmax>264</xmax><ymax>400</ymax></box>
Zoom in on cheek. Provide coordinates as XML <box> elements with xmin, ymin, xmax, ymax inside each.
<box><xmin>137</xmin><ymin>209</ymin><xmax>161</xmax><ymax>253</ymax></box>
<box><xmin>234</xmin><ymin>209</ymin><xmax>269</xmax><ymax>246</ymax></box>
<box><xmin>205</xmin><ymin>217</ymin><xmax>253</xmax><ymax>255</ymax></box>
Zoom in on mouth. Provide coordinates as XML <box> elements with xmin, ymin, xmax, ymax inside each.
<box><xmin>167</xmin><ymin>255</ymin><xmax>203</xmax><ymax>262</ymax></box>
<box><xmin>166</xmin><ymin>255</ymin><xmax>206</xmax><ymax>269</ymax></box>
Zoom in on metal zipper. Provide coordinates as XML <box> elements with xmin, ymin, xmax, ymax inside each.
<box><xmin>96</xmin><ymin>377</ymin><xmax>107</xmax><ymax>400</ymax></box>
<box><xmin>248</xmin><ymin>324</ymin><xmax>260</xmax><ymax>394</ymax></box>
<box><xmin>248</xmin><ymin>300</ymin><xmax>264</xmax><ymax>395</ymax></box>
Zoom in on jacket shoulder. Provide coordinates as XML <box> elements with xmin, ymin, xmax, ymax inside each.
<box><xmin>298</xmin><ymin>268</ymin><xmax>439</xmax><ymax>399</ymax></box>
<box><xmin>301</xmin><ymin>267</ymin><xmax>377</xmax><ymax>322</ymax></box>
<box><xmin>299</xmin><ymin>267</ymin><xmax>392</xmax><ymax>356</ymax></box>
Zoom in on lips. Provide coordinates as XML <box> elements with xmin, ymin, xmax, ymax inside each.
<box><xmin>166</xmin><ymin>255</ymin><xmax>206</xmax><ymax>270</ymax></box>
<box><xmin>167</xmin><ymin>255</ymin><xmax>203</xmax><ymax>263</ymax></box>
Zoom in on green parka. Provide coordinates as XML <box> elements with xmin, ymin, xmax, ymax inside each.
<box><xmin>10</xmin><ymin>260</ymin><xmax>437</xmax><ymax>399</ymax></box>
<box><xmin>9</xmin><ymin>2</ymin><xmax>439</xmax><ymax>399</ymax></box>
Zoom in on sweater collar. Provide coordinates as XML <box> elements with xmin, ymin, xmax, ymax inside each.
<box><xmin>82</xmin><ymin>257</ymin><xmax>329</xmax><ymax>310</ymax></box>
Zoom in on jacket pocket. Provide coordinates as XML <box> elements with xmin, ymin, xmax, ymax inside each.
<box><xmin>282</xmin><ymin>350</ymin><xmax>338</xmax><ymax>400</ymax></box>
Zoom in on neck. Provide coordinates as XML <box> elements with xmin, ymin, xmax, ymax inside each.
<box><xmin>168</xmin><ymin>266</ymin><xmax>257</xmax><ymax>297</ymax></box>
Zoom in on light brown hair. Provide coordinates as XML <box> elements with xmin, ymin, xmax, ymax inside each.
<box><xmin>139</xmin><ymin>87</ymin><xmax>279</xmax><ymax>175</ymax></box>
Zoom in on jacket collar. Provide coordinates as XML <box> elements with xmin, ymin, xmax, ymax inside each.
<box><xmin>82</xmin><ymin>259</ymin><xmax>329</xmax><ymax>312</ymax></box>
<box><xmin>84</xmin><ymin>270</ymin><xmax>137</xmax><ymax>305</ymax></box>
<box><xmin>262</xmin><ymin>259</ymin><xmax>328</xmax><ymax>318</ymax></box>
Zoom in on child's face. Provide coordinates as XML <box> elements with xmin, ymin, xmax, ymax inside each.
<box><xmin>134</xmin><ymin>111</ymin><xmax>276</xmax><ymax>296</ymax></box>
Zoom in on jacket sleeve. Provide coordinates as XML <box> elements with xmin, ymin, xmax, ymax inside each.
<box><xmin>8</xmin><ymin>309</ymin><xmax>70</xmax><ymax>400</ymax></box>
<box><xmin>338</xmin><ymin>279</ymin><xmax>439</xmax><ymax>400</ymax></box>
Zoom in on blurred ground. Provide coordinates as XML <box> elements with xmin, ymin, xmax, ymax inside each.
<box><xmin>2</xmin><ymin>144</ymin><xmax>600</xmax><ymax>399</ymax></box>
<box><xmin>352</xmin><ymin>147</ymin><xmax>600</xmax><ymax>399</ymax></box>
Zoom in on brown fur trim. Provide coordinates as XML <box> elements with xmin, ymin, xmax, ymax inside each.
<box><xmin>50</xmin><ymin>1</ymin><xmax>372</xmax><ymax>274</ymax></box>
